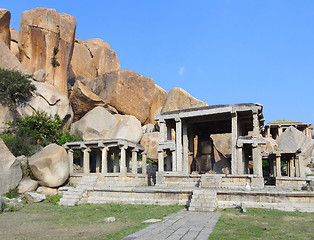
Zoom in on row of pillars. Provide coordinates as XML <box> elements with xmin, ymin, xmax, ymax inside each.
<box><xmin>67</xmin><ymin>145</ymin><xmax>147</xmax><ymax>176</ymax></box>
<box><xmin>272</xmin><ymin>154</ymin><xmax>305</xmax><ymax>178</ymax></box>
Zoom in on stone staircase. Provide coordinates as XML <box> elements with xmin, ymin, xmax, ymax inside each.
<box><xmin>59</xmin><ymin>175</ymin><xmax>98</xmax><ymax>206</ymax></box>
<box><xmin>188</xmin><ymin>189</ymin><xmax>217</xmax><ymax>212</ymax></box>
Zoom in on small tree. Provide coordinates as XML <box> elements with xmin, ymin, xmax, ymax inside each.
<box><xmin>0</xmin><ymin>68</ymin><xmax>36</xmax><ymax>110</ymax></box>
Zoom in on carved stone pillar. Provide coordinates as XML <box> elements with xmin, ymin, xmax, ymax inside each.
<box><xmin>101</xmin><ymin>147</ymin><xmax>109</xmax><ymax>174</ymax></box>
<box><xmin>120</xmin><ymin>145</ymin><xmax>127</xmax><ymax>176</ymax></box>
<box><xmin>175</xmin><ymin>118</ymin><xmax>182</xmax><ymax>172</ymax></box>
<box><xmin>141</xmin><ymin>151</ymin><xmax>147</xmax><ymax>175</ymax></box>
<box><xmin>252</xmin><ymin>144</ymin><xmax>263</xmax><ymax>177</ymax></box>
<box><xmin>158</xmin><ymin>149</ymin><xmax>164</xmax><ymax>172</ymax></box>
<box><xmin>231</xmin><ymin>112</ymin><xmax>238</xmax><ymax>175</ymax></box>
<box><xmin>83</xmin><ymin>147</ymin><xmax>91</xmax><ymax>174</ymax></box>
<box><xmin>132</xmin><ymin>149</ymin><xmax>138</xmax><ymax>174</ymax></box>
<box><xmin>275</xmin><ymin>153</ymin><xmax>281</xmax><ymax>177</ymax></box>
<box><xmin>182</xmin><ymin>123</ymin><xmax>189</xmax><ymax>175</ymax></box>
<box><xmin>68</xmin><ymin>148</ymin><xmax>74</xmax><ymax>175</ymax></box>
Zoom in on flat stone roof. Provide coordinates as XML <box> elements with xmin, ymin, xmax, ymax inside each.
<box><xmin>64</xmin><ymin>138</ymin><xmax>144</xmax><ymax>150</ymax></box>
<box><xmin>156</xmin><ymin>103</ymin><xmax>263</xmax><ymax>121</ymax></box>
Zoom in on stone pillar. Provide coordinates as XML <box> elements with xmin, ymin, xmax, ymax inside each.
<box><xmin>182</xmin><ymin>124</ymin><xmax>189</xmax><ymax>175</ymax></box>
<box><xmin>295</xmin><ymin>156</ymin><xmax>300</xmax><ymax>177</ymax></box>
<box><xmin>237</xmin><ymin>143</ymin><xmax>243</xmax><ymax>174</ymax></box>
<box><xmin>252</xmin><ymin>144</ymin><xmax>263</xmax><ymax>177</ymax></box>
<box><xmin>289</xmin><ymin>158</ymin><xmax>295</xmax><ymax>177</ymax></box>
<box><xmin>275</xmin><ymin>153</ymin><xmax>281</xmax><ymax>177</ymax></box>
<box><xmin>252</xmin><ymin>110</ymin><xmax>259</xmax><ymax>137</ymax></box>
<box><xmin>95</xmin><ymin>151</ymin><xmax>101</xmax><ymax>173</ymax></box>
<box><xmin>141</xmin><ymin>151</ymin><xmax>147</xmax><ymax>175</ymax></box>
<box><xmin>132</xmin><ymin>149</ymin><xmax>138</xmax><ymax>174</ymax></box>
<box><xmin>158</xmin><ymin>149</ymin><xmax>164</xmax><ymax>172</ymax></box>
<box><xmin>120</xmin><ymin>145</ymin><xmax>127</xmax><ymax>176</ymax></box>
<box><xmin>231</xmin><ymin>112</ymin><xmax>238</xmax><ymax>175</ymax></box>
<box><xmin>83</xmin><ymin>147</ymin><xmax>91</xmax><ymax>174</ymax></box>
<box><xmin>267</xmin><ymin>127</ymin><xmax>271</xmax><ymax>138</ymax></box>
<box><xmin>68</xmin><ymin>148</ymin><xmax>74</xmax><ymax>175</ymax></box>
<box><xmin>113</xmin><ymin>150</ymin><xmax>120</xmax><ymax>173</ymax></box>
<box><xmin>171</xmin><ymin>149</ymin><xmax>177</xmax><ymax>171</ymax></box>
<box><xmin>298</xmin><ymin>154</ymin><xmax>305</xmax><ymax>178</ymax></box>
<box><xmin>175</xmin><ymin>118</ymin><xmax>182</xmax><ymax>172</ymax></box>
<box><xmin>278</xmin><ymin>125</ymin><xmax>282</xmax><ymax>138</ymax></box>
<box><xmin>101</xmin><ymin>147</ymin><xmax>109</xmax><ymax>174</ymax></box>
<box><xmin>159</xmin><ymin>119</ymin><xmax>166</xmax><ymax>143</ymax></box>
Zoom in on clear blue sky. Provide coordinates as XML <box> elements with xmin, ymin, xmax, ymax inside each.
<box><xmin>3</xmin><ymin>1</ymin><xmax>314</xmax><ymax>124</ymax></box>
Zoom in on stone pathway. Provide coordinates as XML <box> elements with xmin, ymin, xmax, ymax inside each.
<box><xmin>123</xmin><ymin>210</ymin><xmax>221</xmax><ymax>240</ymax></box>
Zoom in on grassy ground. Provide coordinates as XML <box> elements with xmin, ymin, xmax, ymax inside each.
<box><xmin>0</xmin><ymin>202</ymin><xmax>183</xmax><ymax>240</ymax></box>
<box><xmin>210</xmin><ymin>208</ymin><xmax>314</xmax><ymax>240</ymax></box>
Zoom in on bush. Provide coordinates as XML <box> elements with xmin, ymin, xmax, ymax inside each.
<box><xmin>0</xmin><ymin>68</ymin><xmax>36</xmax><ymax>110</ymax></box>
<box><xmin>45</xmin><ymin>194</ymin><xmax>62</xmax><ymax>205</ymax></box>
<box><xmin>5</xmin><ymin>187</ymin><xmax>19</xmax><ymax>199</ymax></box>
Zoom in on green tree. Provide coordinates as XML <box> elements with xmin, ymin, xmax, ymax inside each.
<box><xmin>0</xmin><ymin>68</ymin><xmax>36</xmax><ymax>110</ymax></box>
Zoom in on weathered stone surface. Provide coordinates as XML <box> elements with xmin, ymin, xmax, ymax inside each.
<box><xmin>0</xmin><ymin>139</ymin><xmax>22</xmax><ymax>195</ymax></box>
<box><xmin>0</xmin><ymin>9</ymin><xmax>10</xmax><ymax>48</ymax></box>
<box><xmin>211</xmin><ymin>133</ymin><xmax>231</xmax><ymax>174</ymax></box>
<box><xmin>69</xmin><ymin>80</ymin><xmax>105</xmax><ymax>122</ymax></box>
<box><xmin>107</xmin><ymin>114</ymin><xmax>143</xmax><ymax>143</ymax></box>
<box><xmin>18</xmin><ymin>178</ymin><xmax>38</xmax><ymax>193</ymax></box>
<box><xmin>161</xmin><ymin>87</ymin><xmax>207</xmax><ymax>113</ymax></box>
<box><xmin>146</xmin><ymin>84</ymin><xmax>168</xmax><ymax>124</ymax></box>
<box><xmin>37</xmin><ymin>186</ymin><xmax>58</xmax><ymax>195</ymax></box>
<box><xmin>140</xmin><ymin>132</ymin><xmax>159</xmax><ymax>160</ymax></box>
<box><xmin>142</xmin><ymin>124</ymin><xmax>155</xmax><ymax>134</ymax></box>
<box><xmin>17</xmin><ymin>81</ymin><xmax>73</xmax><ymax>130</ymax></box>
<box><xmin>10</xmin><ymin>28</ymin><xmax>19</xmax><ymax>58</ymax></box>
<box><xmin>71</xmin><ymin>106</ymin><xmax>116</xmax><ymax>140</ymax></box>
<box><xmin>0</xmin><ymin>39</ymin><xmax>27</xmax><ymax>73</ymax></box>
<box><xmin>71</xmin><ymin>106</ymin><xmax>143</xmax><ymax>143</ymax></box>
<box><xmin>82</xmin><ymin>70</ymin><xmax>155</xmax><ymax>124</ymax></box>
<box><xmin>70</xmin><ymin>40</ymin><xmax>96</xmax><ymax>79</ymax></box>
<box><xmin>25</xmin><ymin>192</ymin><xmax>46</xmax><ymax>203</ymax></box>
<box><xmin>104</xmin><ymin>217</ymin><xmax>116</xmax><ymax>223</ymax></box>
<box><xmin>0</xmin><ymin>104</ymin><xmax>16</xmax><ymax>133</ymax></box>
<box><xmin>29</xmin><ymin>144</ymin><xmax>69</xmax><ymax>187</ymax></box>
<box><xmin>32</xmin><ymin>69</ymin><xmax>46</xmax><ymax>82</ymax></box>
<box><xmin>19</xmin><ymin>7</ymin><xmax>77</xmax><ymax>95</ymax></box>
<box><xmin>261</xmin><ymin>136</ymin><xmax>278</xmax><ymax>154</ymax></box>
<box><xmin>84</xmin><ymin>38</ymin><xmax>120</xmax><ymax>75</ymax></box>
<box><xmin>276</xmin><ymin>126</ymin><xmax>314</xmax><ymax>166</ymax></box>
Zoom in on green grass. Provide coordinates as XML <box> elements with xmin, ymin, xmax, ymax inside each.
<box><xmin>209</xmin><ymin>208</ymin><xmax>314</xmax><ymax>240</ymax></box>
<box><xmin>0</xmin><ymin>202</ymin><xmax>183</xmax><ymax>239</ymax></box>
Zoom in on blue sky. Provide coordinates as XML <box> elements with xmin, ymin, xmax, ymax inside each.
<box><xmin>3</xmin><ymin>1</ymin><xmax>314</xmax><ymax>124</ymax></box>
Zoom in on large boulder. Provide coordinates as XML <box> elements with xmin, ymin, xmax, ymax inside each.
<box><xmin>18</xmin><ymin>178</ymin><xmax>38</xmax><ymax>194</ymax></box>
<box><xmin>0</xmin><ymin>39</ymin><xmax>27</xmax><ymax>73</ymax></box>
<box><xmin>0</xmin><ymin>104</ymin><xmax>16</xmax><ymax>133</ymax></box>
<box><xmin>211</xmin><ymin>133</ymin><xmax>232</xmax><ymax>174</ymax></box>
<box><xmin>107</xmin><ymin>114</ymin><xmax>143</xmax><ymax>143</ymax></box>
<box><xmin>70</xmin><ymin>39</ymin><xmax>97</xmax><ymax>79</ymax></box>
<box><xmin>71</xmin><ymin>106</ymin><xmax>116</xmax><ymax>140</ymax></box>
<box><xmin>69</xmin><ymin>80</ymin><xmax>105</xmax><ymax>122</ymax></box>
<box><xmin>83</xmin><ymin>38</ymin><xmax>120</xmax><ymax>76</ymax></box>
<box><xmin>17</xmin><ymin>81</ymin><xmax>73</xmax><ymax>130</ymax></box>
<box><xmin>276</xmin><ymin>126</ymin><xmax>314</xmax><ymax>166</ymax></box>
<box><xmin>261</xmin><ymin>135</ymin><xmax>278</xmax><ymax>154</ymax></box>
<box><xmin>71</xmin><ymin>106</ymin><xmax>143</xmax><ymax>143</ymax></box>
<box><xmin>161</xmin><ymin>87</ymin><xmax>207</xmax><ymax>113</ymax></box>
<box><xmin>29</xmin><ymin>143</ymin><xmax>69</xmax><ymax>187</ymax></box>
<box><xmin>0</xmin><ymin>9</ymin><xmax>10</xmax><ymax>48</ymax></box>
<box><xmin>82</xmin><ymin>69</ymin><xmax>155</xmax><ymax>124</ymax></box>
<box><xmin>18</xmin><ymin>7</ymin><xmax>76</xmax><ymax>95</ymax></box>
<box><xmin>140</xmin><ymin>132</ymin><xmax>159</xmax><ymax>160</ymax></box>
<box><xmin>146</xmin><ymin>84</ymin><xmax>168</xmax><ymax>124</ymax></box>
<box><xmin>0</xmin><ymin>139</ymin><xmax>22</xmax><ymax>195</ymax></box>
<box><xmin>10</xmin><ymin>28</ymin><xmax>19</xmax><ymax>58</ymax></box>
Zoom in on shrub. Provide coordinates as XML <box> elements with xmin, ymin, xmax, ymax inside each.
<box><xmin>45</xmin><ymin>194</ymin><xmax>62</xmax><ymax>205</ymax></box>
<box><xmin>51</xmin><ymin>46</ymin><xmax>60</xmax><ymax>67</ymax></box>
<box><xmin>0</xmin><ymin>68</ymin><xmax>36</xmax><ymax>110</ymax></box>
<box><xmin>5</xmin><ymin>187</ymin><xmax>19</xmax><ymax>199</ymax></box>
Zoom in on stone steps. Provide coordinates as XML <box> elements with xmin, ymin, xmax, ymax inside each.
<box><xmin>189</xmin><ymin>189</ymin><xmax>217</xmax><ymax>212</ymax></box>
<box><xmin>59</xmin><ymin>175</ymin><xmax>98</xmax><ymax>206</ymax></box>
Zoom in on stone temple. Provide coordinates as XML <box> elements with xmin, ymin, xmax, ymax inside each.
<box><xmin>59</xmin><ymin>103</ymin><xmax>314</xmax><ymax>212</ymax></box>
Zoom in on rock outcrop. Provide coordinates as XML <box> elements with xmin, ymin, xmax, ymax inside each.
<box><xmin>0</xmin><ymin>39</ymin><xmax>27</xmax><ymax>73</ymax></box>
<box><xmin>0</xmin><ymin>139</ymin><xmax>22</xmax><ymax>195</ymax></box>
<box><xmin>10</xmin><ymin>28</ymin><xmax>19</xmax><ymax>58</ymax></box>
<box><xmin>161</xmin><ymin>87</ymin><xmax>207</xmax><ymax>113</ymax></box>
<box><xmin>18</xmin><ymin>178</ymin><xmax>38</xmax><ymax>193</ymax></box>
<box><xmin>18</xmin><ymin>7</ymin><xmax>76</xmax><ymax>95</ymax></box>
<box><xmin>146</xmin><ymin>84</ymin><xmax>168</xmax><ymax>124</ymax></box>
<box><xmin>276</xmin><ymin>126</ymin><xmax>314</xmax><ymax>166</ymax></box>
<box><xmin>71</xmin><ymin>106</ymin><xmax>116</xmax><ymax>140</ymax></box>
<box><xmin>17</xmin><ymin>81</ymin><xmax>73</xmax><ymax>130</ymax></box>
<box><xmin>69</xmin><ymin>80</ymin><xmax>105</xmax><ymax>122</ymax></box>
<box><xmin>140</xmin><ymin>132</ymin><xmax>159</xmax><ymax>160</ymax></box>
<box><xmin>71</xmin><ymin>106</ymin><xmax>143</xmax><ymax>143</ymax></box>
<box><xmin>29</xmin><ymin>143</ymin><xmax>69</xmax><ymax>187</ymax></box>
<box><xmin>0</xmin><ymin>9</ymin><xmax>11</xmax><ymax>48</ymax></box>
<box><xmin>0</xmin><ymin>104</ymin><xmax>15</xmax><ymax>133</ymax></box>
<box><xmin>82</xmin><ymin>69</ymin><xmax>155</xmax><ymax>124</ymax></box>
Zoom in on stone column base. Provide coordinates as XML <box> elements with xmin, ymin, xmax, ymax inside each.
<box><xmin>251</xmin><ymin>177</ymin><xmax>264</xmax><ymax>189</ymax></box>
